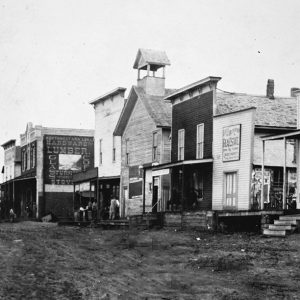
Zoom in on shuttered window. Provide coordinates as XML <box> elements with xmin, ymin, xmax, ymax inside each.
<box><xmin>178</xmin><ymin>129</ymin><xmax>185</xmax><ymax>161</ymax></box>
<box><xmin>196</xmin><ymin>123</ymin><xmax>204</xmax><ymax>159</ymax></box>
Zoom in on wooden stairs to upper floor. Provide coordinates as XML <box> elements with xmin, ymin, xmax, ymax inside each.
<box><xmin>263</xmin><ymin>214</ymin><xmax>300</xmax><ymax>237</ymax></box>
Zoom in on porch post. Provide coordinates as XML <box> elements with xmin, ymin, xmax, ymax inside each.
<box><xmin>73</xmin><ymin>183</ymin><xmax>75</xmax><ymax>216</ymax></box>
<box><xmin>181</xmin><ymin>165</ymin><xmax>184</xmax><ymax>211</ymax></box>
<box><xmin>142</xmin><ymin>168</ymin><xmax>146</xmax><ymax>214</ymax></box>
<box><xmin>297</xmin><ymin>140</ymin><xmax>300</xmax><ymax>209</ymax></box>
<box><xmin>283</xmin><ymin>137</ymin><xmax>287</xmax><ymax>209</ymax></box>
<box><xmin>261</xmin><ymin>140</ymin><xmax>265</xmax><ymax>210</ymax></box>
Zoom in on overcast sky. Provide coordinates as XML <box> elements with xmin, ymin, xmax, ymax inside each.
<box><xmin>1</xmin><ymin>0</ymin><xmax>300</xmax><ymax>174</ymax></box>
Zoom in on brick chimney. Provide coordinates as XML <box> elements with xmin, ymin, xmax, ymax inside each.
<box><xmin>266</xmin><ymin>79</ymin><xmax>274</xmax><ymax>99</ymax></box>
<box><xmin>291</xmin><ymin>87</ymin><xmax>300</xmax><ymax>97</ymax></box>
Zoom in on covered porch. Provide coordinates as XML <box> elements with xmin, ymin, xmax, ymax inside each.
<box><xmin>261</xmin><ymin>129</ymin><xmax>300</xmax><ymax>211</ymax></box>
<box><xmin>152</xmin><ymin>159</ymin><xmax>213</xmax><ymax>213</ymax></box>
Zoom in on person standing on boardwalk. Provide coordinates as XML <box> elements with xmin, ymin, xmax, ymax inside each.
<box><xmin>109</xmin><ymin>198</ymin><xmax>117</xmax><ymax>220</ymax></box>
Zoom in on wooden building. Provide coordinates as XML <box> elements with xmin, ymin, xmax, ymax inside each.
<box><xmin>154</xmin><ymin>76</ymin><xmax>221</xmax><ymax>213</ymax></box>
<box><xmin>114</xmin><ymin>49</ymin><xmax>174</xmax><ymax>217</ymax></box>
<box><xmin>152</xmin><ymin>76</ymin><xmax>299</xmax><ymax>230</ymax></box>
<box><xmin>0</xmin><ymin>139</ymin><xmax>21</xmax><ymax>218</ymax></box>
<box><xmin>73</xmin><ymin>87</ymin><xmax>126</xmax><ymax>220</ymax></box>
<box><xmin>213</xmin><ymin>82</ymin><xmax>298</xmax><ymax>212</ymax></box>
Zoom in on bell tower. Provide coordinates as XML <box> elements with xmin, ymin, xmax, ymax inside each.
<box><xmin>133</xmin><ymin>48</ymin><xmax>170</xmax><ymax>96</ymax></box>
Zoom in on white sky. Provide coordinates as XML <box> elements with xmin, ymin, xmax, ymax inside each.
<box><xmin>1</xmin><ymin>0</ymin><xmax>300</xmax><ymax>175</ymax></box>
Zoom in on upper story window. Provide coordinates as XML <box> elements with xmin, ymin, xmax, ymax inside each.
<box><xmin>27</xmin><ymin>147</ymin><xmax>30</xmax><ymax>170</ymax></box>
<box><xmin>153</xmin><ymin>132</ymin><xmax>158</xmax><ymax>162</ymax></box>
<box><xmin>112</xmin><ymin>136</ymin><xmax>116</xmax><ymax>163</ymax></box>
<box><xmin>178</xmin><ymin>129</ymin><xmax>185</xmax><ymax>161</ymax></box>
<box><xmin>196</xmin><ymin>123</ymin><xmax>204</xmax><ymax>159</ymax></box>
<box><xmin>22</xmin><ymin>149</ymin><xmax>26</xmax><ymax>172</ymax></box>
<box><xmin>99</xmin><ymin>139</ymin><xmax>103</xmax><ymax>165</ymax></box>
<box><xmin>126</xmin><ymin>139</ymin><xmax>130</xmax><ymax>165</ymax></box>
<box><xmin>31</xmin><ymin>145</ymin><xmax>36</xmax><ymax>168</ymax></box>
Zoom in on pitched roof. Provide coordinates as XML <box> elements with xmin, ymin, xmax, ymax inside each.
<box><xmin>114</xmin><ymin>86</ymin><xmax>175</xmax><ymax>136</ymax></box>
<box><xmin>133</xmin><ymin>49</ymin><xmax>170</xmax><ymax>70</ymax></box>
<box><xmin>134</xmin><ymin>86</ymin><xmax>173</xmax><ymax>127</ymax></box>
<box><xmin>216</xmin><ymin>90</ymin><xmax>297</xmax><ymax>128</ymax></box>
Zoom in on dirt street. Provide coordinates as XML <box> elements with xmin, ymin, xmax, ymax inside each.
<box><xmin>0</xmin><ymin>221</ymin><xmax>299</xmax><ymax>299</ymax></box>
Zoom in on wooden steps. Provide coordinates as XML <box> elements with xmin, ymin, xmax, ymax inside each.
<box><xmin>263</xmin><ymin>214</ymin><xmax>300</xmax><ymax>237</ymax></box>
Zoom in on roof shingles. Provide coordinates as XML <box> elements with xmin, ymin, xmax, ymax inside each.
<box><xmin>134</xmin><ymin>86</ymin><xmax>174</xmax><ymax>127</ymax></box>
<box><xmin>216</xmin><ymin>91</ymin><xmax>297</xmax><ymax>128</ymax></box>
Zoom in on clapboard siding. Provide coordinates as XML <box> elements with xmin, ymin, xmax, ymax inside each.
<box><xmin>94</xmin><ymin>93</ymin><xmax>124</xmax><ymax>177</ymax></box>
<box><xmin>121</xmin><ymin>99</ymin><xmax>156</xmax><ymax>216</ymax></box>
<box><xmin>212</xmin><ymin>108</ymin><xmax>255</xmax><ymax>210</ymax></box>
<box><xmin>172</xmin><ymin>91</ymin><xmax>213</xmax><ymax>162</ymax></box>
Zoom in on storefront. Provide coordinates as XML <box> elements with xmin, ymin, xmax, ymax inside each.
<box><xmin>152</xmin><ymin>159</ymin><xmax>212</xmax><ymax>212</ymax></box>
<box><xmin>73</xmin><ymin>168</ymin><xmax>98</xmax><ymax>220</ymax></box>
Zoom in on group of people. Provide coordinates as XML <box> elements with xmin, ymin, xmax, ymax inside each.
<box><xmin>76</xmin><ymin>200</ymin><xmax>98</xmax><ymax>222</ymax></box>
<box><xmin>75</xmin><ymin>197</ymin><xmax>120</xmax><ymax>221</ymax></box>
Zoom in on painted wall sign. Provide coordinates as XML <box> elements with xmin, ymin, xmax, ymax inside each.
<box><xmin>222</xmin><ymin>124</ymin><xmax>241</xmax><ymax>162</ymax></box>
<box><xmin>44</xmin><ymin>135</ymin><xmax>94</xmax><ymax>185</ymax></box>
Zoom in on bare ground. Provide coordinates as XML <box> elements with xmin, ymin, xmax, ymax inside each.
<box><xmin>0</xmin><ymin>221</ymin><xmax>300</xmax><ymax>300</ymax></box>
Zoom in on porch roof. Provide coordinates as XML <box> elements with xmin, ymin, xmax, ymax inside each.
<box><xmin>152</xmin><ymin>158</ymin><xmax>213</xmax><ymax>171</ymax></box>
<box><xmin>261</xmin><ymin>129</ymin><xmax>300</xmax><ymax>141</ymax></box>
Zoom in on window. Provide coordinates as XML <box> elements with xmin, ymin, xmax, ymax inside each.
<box><xmin>112</xmin><ymin>136</ymin><xmax>116</xmax><ymax>162</ymax></box>
<box><xmin>178</xmin><ymin>129</ymin><xmax>185</xmax><ymax>160</ymax></box>
<box><xmin>27</xmin><ymin>147</ymin><xmax>30</xmax><ymax>170</ymax></box>
<box><xmin>99</xmin><ymin>139</ymin><xmax>103</xmax><ymax>165</ymax></box>
<box><xmin>31</xmin><ymin>145</ymin><xmax>36</xmax><ymax>168</ymax></box>
<box><xmin>153</xmin><ymin>132</ymin><xmax>158</xmax><ymax>161</ymax></box>
<box><xmin>126</xmin><ymin>139</ymin><xmax>130</xmax><ymax>165</ymax></box>
<box><xmin>224</xmin><ymin>172</ymin><xmax>237</xmax><ymax>208</ymax></box>
<box><xmin>196</xmin><ymin>124</ymin><xmax>204</xmax><ymax>159</ymax></box>
<box><xmin>22</xmin><ymin>149</ymin><xmax>26</xmax><ymax>171</ymax></box>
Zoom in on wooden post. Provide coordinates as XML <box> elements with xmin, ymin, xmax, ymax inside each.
<box><xmin>181</xmin><ymin>165</ymin><xmax>184</xmax><ymax>212</ymax></box>
<box><xmin>163</xmin><ymin>67</ymin><xmax>165</xmax><ymax>78</ymax></box>
<box><xmin>12</xmin><ymin>180</ymin><xmax>15</xmax><ymax>211</ymax></box>
<box><xmin>147</xmin><ymin>64</ymin><xmax>150</xmax><ymax>76</ymax></box>
<box><xmin>73</xmin><ymin>183</ymin><xmax>75</xmax><ymax>216</ymax></box>
<box><xmin>137</xmin><ymin>69</ymin><xmax>140</xmax><ymax>80</ymax></box>
<box><xmin>283</xmin><ymin>137</ymin><xmax>287</xmax><ymax>210</ymax></box>
<box><xmin>142</xmin><ymin>168</ymin><xmax>146</xmax><ymax>214</ymax></box>
<box><xmin>297</xmin><ymin>139</ymin><xmax>300</xmax><ymax>209</ymax></box>
<box><xmin>97</xmin><ymin>179</ymin><xmax>100</xmax><ymax>220</ymax></box>
<box><xmin>261</xmin><ymin>140</ymin><xmax>265</xmax><ymax>210</ymax></box>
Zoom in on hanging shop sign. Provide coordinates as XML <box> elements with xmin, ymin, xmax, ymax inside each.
<box><xmin>222</xmin><ymin>124</ymin><xmax>241</xmax><ymax>162</ymax></box>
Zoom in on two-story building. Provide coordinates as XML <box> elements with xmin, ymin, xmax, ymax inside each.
<box><xmin>0</xmin><ymin>139</ymin><xmax>21</xmax><ymax>218</ymax></box>
<box><xmin>154</xmin><ymin>76</ymin><xmax>299</xmax><ymax>229</ymax></box>
<box><xmin>114</xmin><ymin>49</ymin><xmax>174</xmax><ymax>217</ymax></box>
<box><xmin>2</xmin><ymin>122</ymin><xmax>94</xmax><ymax>220</ymax></box>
